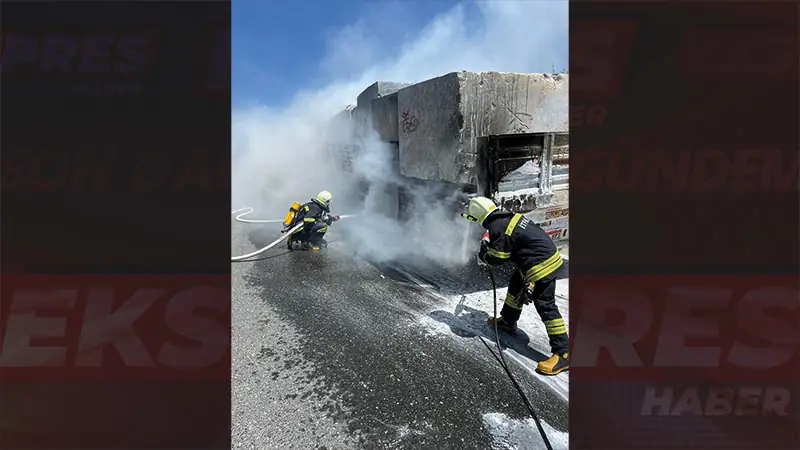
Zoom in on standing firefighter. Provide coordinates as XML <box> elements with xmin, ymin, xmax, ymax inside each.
<box><xmin>465</xmin><ymin>196</ymin><xmax>569</xmax><ymax>376</ymax></box>
<box><xmin>283</xmin><ymin>190</ymin><xmax>340</xmax><ymax>251</ymax></box>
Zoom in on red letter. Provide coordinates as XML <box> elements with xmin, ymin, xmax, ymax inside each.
<box><xmin>729</xmin><ymin>149</ymin><xmax>761</xmax><ymax>192</ymax></box>
<box><xmin>572</xmin><ymin>149</ymin><xmax>608</xmax><ymax>190</ymax></box>
<box><xmin>606</xmin><ymin>151</ymin><xmax>644</xmax><ymax>192</ymax></box>
<box><xmin>646</xmin><ymin>150</ymin><xmax>691</xmax><ymax>192</ymax></box>
<box><xmin>690</xmin><ymin>149</ymin><xmax>730</xmax><ymax>191</ymax></box>
<box><xmin>761</xmin><ymin>150</ymin><xmax>798</xmax><ymax>193</ymax></box>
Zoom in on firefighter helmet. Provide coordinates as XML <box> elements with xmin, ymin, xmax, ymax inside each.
<box><xmin>468</xmin><ymin>196</ymin><xmax>498</xmax><ymax>226</ymax></box>
<box><xmin>316</xmin><ymin>190</ymin><xmax>333</xmax><ymax>206</ymax></box>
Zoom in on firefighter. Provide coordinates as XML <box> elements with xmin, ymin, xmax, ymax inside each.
<box><xmin>466</xmin><ymin>196</ymin><xmax>569</xmax><ymax>376</ymax></box>
<box><xmin>283</xmin><ymin>190</ymin><xmax>340</xmax><ymax>251</ymax></box>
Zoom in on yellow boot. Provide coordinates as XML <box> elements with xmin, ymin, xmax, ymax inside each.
<box><xmin>301</xmin><ymin>242</ymin><xmax>321</xmax><ymax>251</ymax></box>
<box><xmin>536</xmin><ymin>352</ymin><xmax>569</xmax><ymax>376</ymax></box>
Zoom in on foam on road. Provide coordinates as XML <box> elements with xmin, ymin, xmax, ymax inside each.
<box><xmin>232</xmin><ymin>220</ymin><xmax>568</xmax><ymax>449</ymax></box>
<box><xmin>483</xmin><ymin>413</ymin><xmax>569</xmax><ymax>450</ymax></box>
<box><xmin>416</xmin><ymin>280</ymin><xmax>569</xmax><ymax>402</ymax></box>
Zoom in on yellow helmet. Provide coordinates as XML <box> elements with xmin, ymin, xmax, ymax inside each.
<box><xmin>316</xmin><ymin>190</ymin><xmax>332</xmax><ymax>206</ymax></box>
<box><xmin>468</xmin><ymin>196</ymin><xmax>498</xmax><ymax>225</ymax></box>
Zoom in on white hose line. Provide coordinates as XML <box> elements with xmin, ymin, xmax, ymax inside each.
<box><xmin>231</xmin><ymin>222</ymin><xmax>303</xmax><ymax>261</ymax></box>
<box><xmin>230</xmin><ymin>207</ymin><xmax>358</xmax><ymax>261</ymax></box>
<box><xmin>232</xmin><ymin>207</ymin><xmax>358</xmax><ymax>224</ymax></box>
<box><xmin>232</xmin><ymin>207</ymin><xmax>285</xmax><ymax>223</ymax></box>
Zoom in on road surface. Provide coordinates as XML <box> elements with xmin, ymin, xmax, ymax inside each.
<box><xmin>232</xmin><ymin>216</ymin><xmax>570</xmax><ymax>450</ymax></box>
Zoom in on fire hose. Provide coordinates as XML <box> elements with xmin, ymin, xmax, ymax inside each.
<box><xmin>230</xmin><ymin>207</ymin><xmax>357</xmax><ymax>261</ymax></box>
<box><xmin>478</xmin><ymin>266</ymin><xmax>554</xmax><ymax>450</ymax></box>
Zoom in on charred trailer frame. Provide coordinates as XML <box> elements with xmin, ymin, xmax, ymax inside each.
<box><xmin>476</xmin><ymin>131</ymin><xmax>570</xmax><ymax>242</ymax></box>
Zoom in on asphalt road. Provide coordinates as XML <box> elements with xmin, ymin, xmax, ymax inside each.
<box><xmin>232</xmin><ymin>218</ymin><xmax>569</xmax><ymax>450</ymax></box>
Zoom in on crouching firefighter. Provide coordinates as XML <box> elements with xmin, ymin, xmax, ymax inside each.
<box><xmin>464</xmin><ymin>196</ymin><xmax>569</xmax><ymax>376</ymax></box>
<box><xmin>282</xmin><ymin>190</ymin><xmax>340</xmax><ymax>251</ymax></box>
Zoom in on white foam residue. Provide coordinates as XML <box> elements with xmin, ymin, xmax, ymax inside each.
<box><xmin>497</xmin><ymin>160</ymin><xmax>543</xmax><ymax>194</ymax></box>
<box><xmin>494</xmin><ymin>187</ymin><xmax>540</xmax><ymax>202</ymax></box>
<box><xmin>500</xmin><ymin>160</ymin><xmax>540</xmax><ymax>182</ymax></box>
<box><xmin>555</xmin><ymin>281</ymin><xmax>568</xmax><ymax>299</ymax></box>
<box><xmin>482</xmin><ymin>412</ymin><xmax>568</xmax><ymax>450</ymax></box>
<box><xmin>415</xmin><ymin>278</ymin><xmax>570</xmax><ymax>399</ymax></box>
<box><xmin>423</xmin><ymin>279</ymin><xmax>570</xmax><ymax>336</ymax></box>
<box><xmin>418</xmin><ymin>315</ymin><xmax>451</xmax><ymax>337</ymax></box>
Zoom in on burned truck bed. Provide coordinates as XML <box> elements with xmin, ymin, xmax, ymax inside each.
<box><xmin>326</xmin><ymin>71</ymin><xmax>569</xmax><ymax>244</ymax></box>
<box><xmin>478</xmin><ymin>131</ymin><xmax>569</xmax><ymax>241</ymax></box>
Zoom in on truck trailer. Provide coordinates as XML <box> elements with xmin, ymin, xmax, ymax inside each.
<box><xmin>326</xmin><ymin>70</ymin><xmax>569</xmax><ymax>244</ymax></box>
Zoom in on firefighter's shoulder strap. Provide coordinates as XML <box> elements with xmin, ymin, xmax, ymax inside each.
<box><xmin>504</xmin><ymin>213</ymin><xmax>524</xmax><ymax>236</ymax></box>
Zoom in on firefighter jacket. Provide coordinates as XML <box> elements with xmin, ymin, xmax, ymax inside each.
<box><xmin>478</xmin><ymin>211</ymin><xmax>563</xmax><ymax>283</ymax></box>
<box><xmin>292</xmin><ymin>198</ymin><xmax>334</xmax><ymax>231</ymax></box>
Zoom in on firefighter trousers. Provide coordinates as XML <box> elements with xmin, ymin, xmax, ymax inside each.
<box><xmin>290</xmin><ymin>221</ymin><xmax>328</xmax><ymax>244</ymax></box>
<box><xmin>500</xmin><ymin>269</ymin><xmax>568</xmax><ymax>354</ymax></box>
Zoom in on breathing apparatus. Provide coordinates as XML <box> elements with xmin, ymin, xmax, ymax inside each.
<box><xmin>283</xmin><ymin>202</ymin><xmax>302</xmax><ymax>227</ymax></box>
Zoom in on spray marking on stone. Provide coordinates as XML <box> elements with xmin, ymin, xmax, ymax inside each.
<box><xmin>401</xmin><ymin>109</ymin><xmax>418</xmax><ymax>133</ymax></box>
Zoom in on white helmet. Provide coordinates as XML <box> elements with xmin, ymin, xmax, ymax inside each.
<box><xmin>316</xmin><ymin>190</ymin><xmax>332</xmax><ymax>206</ymax></box>
<box><xmin>468</xmin><ymin>196</ymin><xmax>498</xmax><ymax>226</ymax></box>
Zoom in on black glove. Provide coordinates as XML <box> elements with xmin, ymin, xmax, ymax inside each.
<box><xmin>476</xmin><ymin>240</ymin><xmax>489</xmax><ymax>266</ymax></box>
<box><xmin>519</xmin><ymin>283</ymin><xmax>535</xmax><ymax>306</ymax></box>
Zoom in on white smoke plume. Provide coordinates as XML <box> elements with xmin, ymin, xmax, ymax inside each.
<box><xmin>232</xmin><ymin>1</ymin><xmax>567</xmax><ymax>266</ymax></box>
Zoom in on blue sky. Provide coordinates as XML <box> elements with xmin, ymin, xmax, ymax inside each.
<box><xmin>232</xmin><ymin>0</ymin><xmax>568</xmax><ymax>209</ymax></box>
<box><xmin>233</xmin><ymin>1</ymin><xmax>470</xmax><ymax>108</ymax></box>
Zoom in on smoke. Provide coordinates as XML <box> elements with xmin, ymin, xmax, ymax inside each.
<box><xmin>334</xmin><ymin>129</ymin><xmax>476</xmax><ymax>266</ymax></box>
<box><xmin>232</xmin><ymin>0</ymin><xmax>567</xmax><ymax>266</ymax></box>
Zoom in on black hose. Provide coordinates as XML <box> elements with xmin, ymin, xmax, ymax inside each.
<box><xmin>479</xmin><ymin>266</ymin><xmax>554</xmax><ymax>450</ymax></box>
